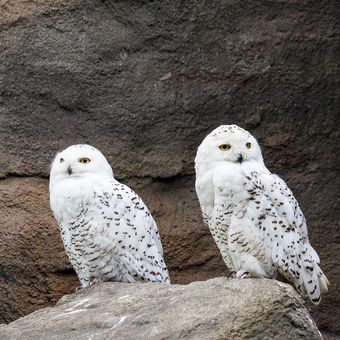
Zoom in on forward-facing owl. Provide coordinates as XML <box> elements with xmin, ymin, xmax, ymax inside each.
<box><xmin>195</xmin><ymin>125</ymin><xmax>329</xmax><ymax>304</ymax></box>
<box><xmin>49</xmin><ymin>144</ymin><xmax>170</xmax><ymax>287</ymax></box>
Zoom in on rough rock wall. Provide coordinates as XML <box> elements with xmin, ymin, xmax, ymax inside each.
<box><xmin>0</xmin><ymin>0</ymin><xmax>339</xmax><ymax>336</ymax></box>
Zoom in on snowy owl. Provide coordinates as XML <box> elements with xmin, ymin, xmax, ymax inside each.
<box><xmin>49</xmin><ymin>144</ymin><xmax>170</xmax><ymax>287</ymax></box>
<box><xmin>195</xmin><ymin>125</ymin><xmax>329</xmax><ymax>304</ymax></box>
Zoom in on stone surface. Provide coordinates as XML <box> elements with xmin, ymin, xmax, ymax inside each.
<box><xmin>0</xmin><ymin>0</ymin><xmax>339</xmax><ymax>337</ymax></box>
<box><xmin>0</xmin><ymin>278</ymin><xmax>323</xmax><ymax>340</ymax></box>
<box><xmin>0</xmin><ymin>0</ymin><xmax>339</xmax><ymax>179</ymax></box>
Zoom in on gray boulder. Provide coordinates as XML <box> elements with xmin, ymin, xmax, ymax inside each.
<box><xmin>0</xmin><ymin>278</ymin><xmax>322</xmax><ymax>340</ymax></box>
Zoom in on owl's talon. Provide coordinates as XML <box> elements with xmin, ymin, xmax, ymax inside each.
<box><xmin>227</xmin><ymin>271</ymin><xmax>237</xmax><ymax>279</ymax></box>
<box><xmin>238</xmin><ymin>271</ymin><xmax>250</xmax><ymax>279</ymax></box>
<box><xmin>89</xmin><ymin>277</ymin><xmax>101</xmax><ymax>285</ymax></box>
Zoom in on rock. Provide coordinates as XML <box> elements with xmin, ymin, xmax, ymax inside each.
<box><xmin>0</xmin><ymin>0</ymin><xmax>339</xmax><ymax>336</ymax></box>
<box><xmin>0</xmin><ymin>178</ymin><xmax>79</xmax><ymax>324</ymax></box>
<box><xmin>0</xmin><ymin>278</ymin><xmax>323</xmax><ymax>340</ymax></box>
<box><xmin>0</xmin><ymin>1</ymin><xmax>338</xmax><ymax>180</ymax></box>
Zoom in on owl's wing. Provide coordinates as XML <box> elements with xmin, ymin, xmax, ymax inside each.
<box><xmin>260</xmin><ymin>173</ymin><xmax>308</xmax><ymax>241</ymax></box>
<box><xmin>258</xmin><ymin>172</ymin><xmax>329</xmax><ymax>303</ymax></box>
<box><xmin>93</xmin><ymin>180</ymin><xmax>169</xmax><ymax>282</ymax></box>
<box><xmin>116</xmin><ymin>182</ymin><xmax>164</xmax><ymax>256</ymax></box>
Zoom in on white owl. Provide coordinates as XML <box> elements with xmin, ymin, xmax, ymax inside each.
<box><xmin>49</xmin><ymin>144</ymin><xmax>170</xmax><ymax>287</ymax></box>
<box><xmin>195</xmin><ymin>125</ymin><xmax>329</xmax><ymax>304</ymax></box>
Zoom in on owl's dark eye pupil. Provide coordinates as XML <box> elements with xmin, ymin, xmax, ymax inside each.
<box><xmin>60</xmin><ymin>158</ymin><xmax>64</xmax><ymax>163</ymax></box>
<box><xmin>246</xmin><ymin>142</ymin><xmax>251</xmax><ymax>149</ymax></box>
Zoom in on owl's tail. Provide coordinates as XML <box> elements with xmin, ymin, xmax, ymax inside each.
<box><xmin>300</xmin><ymin>245</ymin><xmax>330</xmax><ymax>305</ymax></box>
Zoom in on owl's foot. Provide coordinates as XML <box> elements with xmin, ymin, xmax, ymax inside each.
<box><xmin>227</xmin><ymin>270</ymin><xmax>250</xmax><ymax>279</ymax></box>
<box><xmin>227</xmin><ymin>271</ymin><xmax>237</xmax><ymax>279</ymax></box>
<box><xmin>236</xmin><ymin>271</ymin><xmax>250</xmax><ymax>279</ymax></box>
<box><xmin>89</xmin><ymin>277</ymin><xmax>101</xmax><ymax>285</ymax></box>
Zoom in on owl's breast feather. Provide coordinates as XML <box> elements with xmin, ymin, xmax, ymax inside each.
<box><xmin>50</xmin><ymin>177</ymin><xmax>97</xmax><ymax>222</ymax></box>
<box><xmin>213</xmin><ymin>164</ymin><xmax>245</xmax><ymax>193</ymax></box>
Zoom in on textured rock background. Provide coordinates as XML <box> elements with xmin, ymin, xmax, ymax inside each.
<box><xmin>0</xmin><ymin>0</ymin><xmax>339</xmax><ymax>337</ymax></box>
<box><xmin>0</xmin><ymin>279</ymin><xmax>323</xmax><ymax>340</ymax></box>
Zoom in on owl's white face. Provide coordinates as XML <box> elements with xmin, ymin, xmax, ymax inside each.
<box><xmin>195</xmin><ymin>125</ymin><xmax>264</xmax><ymax>172</ymax></box>
<box><xmin>49</xmin><ymin>144</ymin><xmax>113</xmax><ymax>187</ymax></box>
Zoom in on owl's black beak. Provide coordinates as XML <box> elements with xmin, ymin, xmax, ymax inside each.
<box><xmin>67</xmin><ymin>166</ymin><xmax>73</xmax><ymax>175</ymax></box>
<box><xmin>237</xmin><ymin>154</ymin><xmax>244</xmax><ymax>163</ymax></box>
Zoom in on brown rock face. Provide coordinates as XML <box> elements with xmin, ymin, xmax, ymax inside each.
<box><xmin>0</xmin><ymin>178</ymin><xmax>79</xmax><ymax>323</ymax></box>
<box><xmin>0</xmin><ymin>279</ymin><xmax>323</xmax><ymax>340</ymax></box>
<box><xmin>0</xmin><ymin>0</ymin><xmax>339</xmax><ymax>337</ymax></box>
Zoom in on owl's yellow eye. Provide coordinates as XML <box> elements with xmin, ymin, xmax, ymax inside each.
<box><xmin>79</xmin><ymin>157</ymin><xmax>91</xmax><ymax>164</ymax></box>
<box><xmin>219</xmin><ymin>144</ymin><xmax>231</xmax><ymax>151</ymax></box>
<box><xmin>60</xmin><ymin>158</ymin><xmax>64</xmax><ymax>163</ymax></box>
<box><xmin>246</xmin><ymin>142</ymin><xmax>251</xmax><ymax>149</ymax></box>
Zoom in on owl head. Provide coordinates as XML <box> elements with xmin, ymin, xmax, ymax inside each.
<box><xmin>195</xmin><ymin>125</ymin><xmax>264</xmax><ymax>172</ymax></box>
<box><xmin>49</xmin><ymin>144</ymin><xmax>113</xmax><ymax>188</ymax></box>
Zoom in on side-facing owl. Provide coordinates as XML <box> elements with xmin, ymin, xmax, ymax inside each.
<box><xmin>195</xmin><ymin>124</ymin><xmax>329</xmax><ymax>304</ymax></box>
<box><xmin>50</xmin><ymin>144</ymin><xmax>170</xmax><ymax>287</ymax></box>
